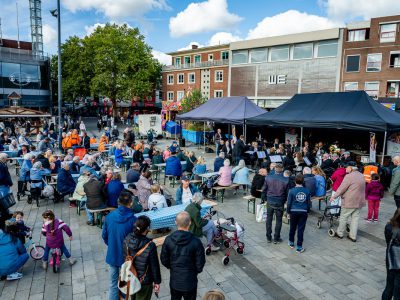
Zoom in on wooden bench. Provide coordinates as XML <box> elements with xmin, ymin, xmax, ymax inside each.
<box><xmin>87</xmin><ymin>207</ymin><xmax>116</xmax><ymax>228</ymax></box>
<box><xmin>149</xmin><ymin>169</ymin><xmax>160</xmax><ymax>181</ymax></box>
<box><xmin>68</xmin><ymin>197</ymin><xmax>86</xmax><ymax>215</ymax></box>
<box><xmin>164</xmin><ymin>175</ymin><xmax>179</xmax><ymax>188</ymax></box>
<box><xmin>312</xmin><ymin>196</ymin><xmax>327</xmax><ymax>211</ymax></box>
<box><xmin>189</xmin><ymin>179</ymin><xmax>202</xmax><ymax>186</ymax></box>
<box><xmin>243</xmin><ymin>195</ymin><xmax>256</xmax><ymax>214</ymax></box>
<box><xmin>212</xmin><ymin>184</ymin><xmax>240</xmax><ymax>203</ymax></box>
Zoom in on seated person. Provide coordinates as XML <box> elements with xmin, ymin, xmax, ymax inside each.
<box><xmin>126</xmin><ymin>162</ymin><xmax>141</xmax><ymax>183</ymax></box>
<box><xmin>83</xmin><ymin>176</ymin><xmax>107</xmax><ymax>226</ymax></box>
<box><xmin>64</xmin><ymin>149</ymin><xmax>74</xmax><ymax>161</ymax></box>
<box><xmin>132</xmin><ymin>147</ymin><xmax>144</xmax><ymax>164</ymax></box>
<box><xmin>35</xmin><ymin>151</ymin><xmax>50</xmax><ymax>169</ymax></box>
<box><xmin>72</xmin><ymin>170</ymin><xmax>91</xmax><ymax>207</ymax></box>
<box><xmin>98</xmin><ymin>134</ymin><xmax>109</xmax><ymax>152</ymax></box>
<box><xmin>57</xmin><ymin>162</ymin><xmax>77</xmax><ymax>198</ymax></box>
<box><xmin>30</xmin><ymin>161</ymin><xmax>51</xmax><ymax>196</ymax></box>
<box><xmin>232</xmin><ymin>159</ymin><xmax>250</xmax><ymax>195</ymax></box>
<box><xmin>284</xmin><ymin>170</ymin><xmax>296</xmax><ymax>190</ymax></box>
<box><xmin>70</xmin><ymin>156</ymin><xmax>81</xmax><ymax>174</ymax></box>
<box><xmin>80</xmin><ymin>160</ymin><xmax>100</xmax><ymax>179</ymax></box>
<box><xmin>106</xmin><ymin>173</ymin><xmax>125</xmax><ymax>208</ymax></box>
<box><xmin>303</xmin><ymin>167</ymin><xmax>316</xmax><ymax>197</ymax></box>
<box><xmin>114</xmin><ymin>144</ymin><xmax>126</xmax><ymax>168</ymax></box>
<box><xmin>136</xmin><ymin>171</ymin><xmax>153</xmax><ymax>210</ymax></box>
<box><xmin>218</xmin><ymin>159</ymin><xmax>232</xmax><ymax>187</ymax></box>
<box><xmin>148</xmin><ymin>184</ymin><xmax>168</xmax><ymax>210</ymax></box>
<box><xmin>151</xmin><ymin>150</ymin><xmax>163</xmax><ymax>170</ymax></box>
<box><xmin>38</xmin><ymin>137</ymin><xmax>53</xmax><ymax>153</ymax></box>
<box><xmin>185</xmin><ymin>192</ymin><xmax>219</xmax><ymax>251</ymax></box>
<box><xmin>251</xmin><ymin>168</ymin><xmax>267</xmax><ymax>199</ymax></box>
<box><xmin>192</xmin><ymin>156</ymin><xmax>207</xmax><ymax>179</ymax></box>
<box><xmin>213</xmin><ymin>152</ymin><xmax>225</xmax><ymax>172</ymax></box>
<box><xmin>165</xmin><ymin>151</ymin><xmax>182</xmax><ymax>178</ymax></box>
<box><xmin>176</xmin><ymin>176</ymin><xmax>199</xmax><ymax>205</ymax></box>
<box><xmin>17</xmin><ymin>145</ymin><xmax>29</xmax><ymax>157</ymax></box>
<box><xmin>8</xmin><ymin>139</ymin><xmax>18</xmax><ymax>151</ymax></box>
<box><xmin>312</xmin><ymin>166</ymin><xmax>326</xmax><ymax>197</ymax></box>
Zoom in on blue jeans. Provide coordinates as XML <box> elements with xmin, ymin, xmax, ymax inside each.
<box><xmin>43</xmin><ymin>243</ymin><xmax>70</xmax><ymax>262</ymax></box>
<box><xmin>0</xmin><ymin>186</ymin><xmax>10</xmax><ymax>198</ymax></box>
<box><xmin>108</xmin><ymin>265</ymin><xmax>120</xmax><ymax>300</ymax></box>
<box><xmin>288</xmin><ymin>212</ymin><xmax>308</xmax><ymax>247</ymax></box>
<box><xmin>4</xmin><ymin>253</ymin><xmax>29</xmax><ymax>275</ymax></box>
<box><xmin>202</xmin><ymin>220</ymin><xmax>218</xmax><ymax>245</ymax></box>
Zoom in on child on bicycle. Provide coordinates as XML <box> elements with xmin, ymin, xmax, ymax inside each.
<box><xmin>10</xmin><ymin>211</ymin><xmax>31</xmax><ymax>244</ymax></box>
<box><xmin>41</xmin><ymin>210</ymin><xmax>76</xmax><ymax>270</ymax></box>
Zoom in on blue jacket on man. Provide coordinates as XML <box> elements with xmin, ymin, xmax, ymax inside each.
<box><xmin>176</xmin><ymin>183</ymin><xmax>199</xmax><ymax>205</ymax></box>
<box><xmin>57</xmin><ymin>168</ymin><xmax>77</xmax><ymax>194</ymax></box>
<box><xmin>287</xmin><ymin>186</ymin><xmax>311</xmax><ymax>214</ymax></box>
<box><xmin>213</xmin><ymin>157</ymin><xmax>224</xmax><ymax>172</ymax></box>
<box><xmin>263</xmin><ymin>172</ymin><xmax>289</xmax><ymax>207</ymax></box>
<box><xmin>0</xmin><ymin>231</ymin><xmax>28</xmax><ymax>276</ymax></box>
<box><xmin>303</xmin><ymin>174</ymin><xmax>316</xmax><ymax>197</ymax></box>
<box><xmin>165</xmin><ymin>155</ymin><xmax>182</xmax><ymax>177</ymax></box>
<box><xmin>102</xmin><ymin>205</ymin><xmax>136</xmax><ymax>267</ymax></box>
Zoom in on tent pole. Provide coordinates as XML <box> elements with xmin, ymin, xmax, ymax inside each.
<box><xmin>203</xmin><ymin>122</ymin><xmax>206</xmax><ymax>152</ymax></box>
<box><xmin>382</xmin><ymin>131</ymin><xmax>387</xmax><ymax>165</ymax></box>
<box><xmin>300</xmin><ymin>127</ymin><xmax>303</xmax><ymax>147</ymax></box>
<box><xmin>244</xmin><ymin>120</ymin><xmax>247</xmax><ymax>143</ymax></box>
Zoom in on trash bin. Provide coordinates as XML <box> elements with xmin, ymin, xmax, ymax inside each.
<box><xmin>179</xmin><ymin>137</ymin><xmax>185</xmax><ymax>147</ymax></box>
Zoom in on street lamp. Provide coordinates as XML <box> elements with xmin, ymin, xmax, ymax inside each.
<box><xmin>50</xmin><ymin>0</ymin><xmax>62</xmax><ymax>147</ymax></box>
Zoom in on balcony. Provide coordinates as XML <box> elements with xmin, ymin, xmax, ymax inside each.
<box><xmin>162</xmin><ymin>59</ymin><xmax>229</xmax><ymax>71</ymax></box>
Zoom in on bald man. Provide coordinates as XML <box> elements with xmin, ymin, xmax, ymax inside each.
<box><xmin>389</xmin><ymin>156</ymin><xmax>400</xmax><ymax>208</ymax></box>
<box><xmin>161</xmin><ymin>212</ymin><xmax>205</xmax><ymax>300</ymax></box>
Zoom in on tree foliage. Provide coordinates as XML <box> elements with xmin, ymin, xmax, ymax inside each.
<box><xmin>180</xmin><ymin>88</ymin><xmax>207</xmax><ymax>113</ymax></box>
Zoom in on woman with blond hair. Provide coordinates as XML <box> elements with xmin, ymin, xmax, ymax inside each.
<box><xmin>148</xmin><ymin>184</ymin><xmax>167</xmax><ymax>210</ymax></box>
<box><xmin>202</xmin><ymin>290</ymin><xmax>225</xmax><ymax>300</ymax></box>
<box><xmin>312</xmin><ymin>166</ymin><xmax>326</xmax><ymax>197</ymax></box>
<box><xmin>193</xmin><ymin>156</ymin><xmax>207</xmax><ymax>179</ymax></box>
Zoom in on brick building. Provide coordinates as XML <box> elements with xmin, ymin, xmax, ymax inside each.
<box><xmin>341</xmin><ymin>15</ymin><xmax>400</xmax><ymax>103</ymax></box>
<box><xmin>162</xmin><ymin>44</ymin><xmax>229</xmax><ymax>101</ymax></box>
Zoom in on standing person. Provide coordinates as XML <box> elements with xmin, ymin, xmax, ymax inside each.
<box><xmin>389</xmin><ymin>156</ymin><xmax>400</xmax><ymax>209</ymax></box>
<box><xmin>365</xmin><ymin>173</ymin><xmax>384</xmax><ymax>223</ymax></box>
<box><xmin>382</xmin><ymin>208</ymin><xmax>400</xmax><ymax>300</ymax></box>
<box><xmin>136</xmin><ymin>171</ymin><xmax>152</xmax><ymax>210</ymax></box>
<box><xmin>263</xmin><ymin>164</ymin><xmax>289</xmax><ymax>244</ymax></box>
<box><xmin>287</xmin><ymin>174</ymin><xmax>311</xmax><ymax>253</ymax></box>
<box><xmin>214</xmin><ymin>128</ymin><xmax>222</xmax><ymax>157</ymax></box>
<box><xmin>233</xmin><ymin>135</ymin><xmax>245</xmax><ymax>165</ymax></box>
<box><xmin>123</xmin><ymin>216</ymin><xmax>161</xmax><ymax>300</ymax></box>
<box><xmin>79</xmin><ymin>120</ymin><xmax>86</xmax><ymax>133</ymax></box>
<box><xmin>97</xmin><ymin>119</ymin><xmax>102</xmax><ymax>132</ymax></box>
<box><xmin>81</xmin><ymin>131</ymin><xmax>91</xmax><ymax>150</ymax></box>
<box><xmin>102</xmin><ymin>191</ymin><xmax>137</xmax><ymax>300</ymax></box>
<box><xmin>161</xmin><ymin>211</ymin><xmax>205</xmax><ymax>300</ymax></box>
<box><xmin>0</xmin><ymin>153</ymin><xmax>13</xmax><ymax>197</ymax></box>
<box><xmin>330</xmin><ymin>166</ymin><xmax>366</xmax><ymax>242</ymax></box>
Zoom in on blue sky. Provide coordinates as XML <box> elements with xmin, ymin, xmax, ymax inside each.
<box><xmin>1</xmin><ymin>0</ymin><xmax>400</xmax><ymax>64</ymax></box>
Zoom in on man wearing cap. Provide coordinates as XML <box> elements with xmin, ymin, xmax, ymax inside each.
<box><xmin>341</xmin><ymin>151</ymin><xmax>352</xmax><ymax>164</ymax></box>
<box><xmin>330</xmin><ymin>165</ymin><xmax>365</xmax><ymax>242</ymax></box>
<box><xmin>176</xmin><ymin>176</ymin><xmax>199</xmax><ymax>205</ymax></box>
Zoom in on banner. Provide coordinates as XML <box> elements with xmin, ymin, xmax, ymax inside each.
<box><xmin>370</xmin><ymin>132</ymin><xmax>377</xmax><ymax>163</ymax></box>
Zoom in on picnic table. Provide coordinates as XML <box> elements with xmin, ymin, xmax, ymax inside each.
<box><xmin>135</xmin><ymin>200</ymin><xmax>217</xmax><ymax>229</ymax></box>
<box><xmin>198</xmin><ymin>172</ymin><xmax>219</xmax><ymax>183</ymax></box>
<box><xmin>1</xmin><ymin>150</ymin><xmax>18</xmax><ymax>158</ymax></box>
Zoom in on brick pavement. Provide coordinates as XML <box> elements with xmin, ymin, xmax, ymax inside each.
<box><xmin>0</xmin><ymin>120</ymin><xmax>393</xmax><ymax>299</ymax></box>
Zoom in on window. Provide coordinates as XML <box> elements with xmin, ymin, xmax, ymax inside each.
<box><xmin>344</xmin><ymin>82</ymin><xmax>358</xmax><ymax>91</ymax></box>
<box><xmin>194</xmin><ymin>55</ymin><xmax>201</xmax><ymax>64</ymax></box>
<box><xmin>188</xmin><ymin>73</ymin><xmax>195</xmax><ymax>83</ymax></box>
<box><xmin>364</xmin><ymin>82</ymin><xmax>380</xmax><ymax>99</ymax></box>
<box><xmin>167</xmin><ymin>74</ymin><xmax>174</xmax><ymax>85</ymax></box>
<box><xmin>346</xmin><ymin>55</ymin><xmax>360</xmax><ymax>72</ymax></box>
<box><xmin>214</xmin><ymin>90</ymin><xmax>223</xmax><ymax>98</ymax></box>
<box><xmin>221</xmin><ymin>51</ymin><xmax>229</xmax><ymax>60</ymax></box>
<box><xmin>366</xmin><ymin>53</ymin><xmax>382</xmax><ymax>72</ymax></box>
<box><xmin>177</xmin><ymin>91</ymin><xmax>185</xmax><ymax>101</ymax></box>
<box><xmin>175</xmin><ymin>57</ymin><xmax>181</xmax><ymax>67</ymax></box>
<box><xmin>184</xmin><ymin>56</ymin><xmax>190</xmax><ymax>65</ymax></box>
<box><xmin>250</xmin><ymin>48</ymin><xmax>268</xmax><ymax>63</ymax></box>
<box><xmin>208</xmin><ymin>54</ymin><xmax>213</xmax><ymax>61</ymax></box>
<box><xmin>232</xmin><ymin>50</ymin><xmax>248</xmax><ymax>64</ymax></box>
<box><xmin>390</xmin><ymin>51</ymin><xmax>400</xmax><ymax>68</ymax></box>
<box><xmin>215</xmin><ymin>70</ymin><xmax>223</xmax><ymax>82</ymax></box>
<box><xmin>293</xmin><ymin>43</ymin><xmax>313</xmax><ymax>60</ymax></box>
<box><xmin>387</xmin><ymin>81</ymin><xmax>400</xmax><ymax>98</ymax></box>
<box><xmin>347</xmin><ymin>29</ymin><xmax>368</xmax><ymax>41</ymax></box>
<box><xmin>167</xmin><ymin>91</ymin><xmax>174</xmax><ymax>101</ymax></box>
<box><xmin>177</xmin><ymin>73</ymin><xmax>184</xmax><ymax>84</ymax></box>
<box><xmin>2</xmin><ymin>62</ymin><xmax>20</xmax><ymax>77</ymax></box>
<box><xmin>20</xmin><ymin>64</ymin><xmax>40</xmax><ymax>83</ymax></box>
<box><xmin>270</xmin><ymin>46</ymin><xmax>289</xmax><ymax>62</ymax></box>
<box><xmin>380</xmin><ymin>23</ymin><xmax>397</xmax><ymax>43</ymax></box>
<box><xmin>317</xmin><ymin>40</ymin><xmax>338</xmax><ymax>57</ymax></box>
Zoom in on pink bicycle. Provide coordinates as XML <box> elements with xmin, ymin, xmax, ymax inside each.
<box><xmin>49</xmin><ymin>248</ymin><xmax>62</xmax><ymax>273</ymax></box>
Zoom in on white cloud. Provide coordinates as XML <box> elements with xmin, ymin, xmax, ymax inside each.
<box><xmin>208</xmin><ymin>32</ymin><xmax>240</xmax><ymax>45</ymax></box>
<box><xmin>177</xmin><ymin>42</ymin><xmax>205</xmax><ymax>51</ymax></box>
<box><xmin>322</xmin><ymin>0</ymin><xmax>400</xmax><ymax>20</ymax></box>
<box><xmin>84</xmin><ymin>23</ymin><xmax>106</xmax><ymax>36</ymax></box>
<box><xmin>43</xmin><ymin>24</ymin><xmax>58</xmax><ymax>45</ymax></box>
<box><xmin>247</xmin><ymin>10</ymin><xmax>341</xmax><ymax>40</ymax></box>
<box><xmin>152</xmin><ymin>50</ymin><xmax>171</xmax><ymax>65</ymax></box>
<box><xmin>63</xmin><ymin>0</ymin><xmax>169</xmax><ymax>19</ymax></box>
<box><xmin>169</xmin><ymin>0</ymin><xmax>242</xmax><ymax>37</ymax></box>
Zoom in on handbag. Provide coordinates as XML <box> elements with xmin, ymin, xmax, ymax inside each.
<box><xmin>388</xmin><ymin>228</ymin><xmax>400</xmax><ymax>270</ymax></box>
<box><xmin>0</xmin><ymin>193</ymin><xmax>16</xmax><ymax>210</ymax></box>
<box><xmin>118</xmin><ymin>241</ymin><xmax>151</xmax><ymax>299</ymax></box>
<box><xmin>256</xmin><ymin>203</ymin><xmax>267</xmax><ymax>223</ymax></box>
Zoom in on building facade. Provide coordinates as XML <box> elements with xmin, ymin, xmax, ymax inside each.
<box><xmin>0</xmin><ymin>39</ymin><xmax>51</xmax><ymax>110</ymax></box>
<box><xmin>228</xmin><ymin>29</ymin><xmax>344</xmax><ymax>108</ymax></box>
<box><xmin>340</xmin><ymin>15</ymin><xmax>400</xmax><ymax>103</ymax></box>
<box><xmin>162</xmin><ymin>44</ymin><xmax>229</xmax><ymax>101</ymax></box>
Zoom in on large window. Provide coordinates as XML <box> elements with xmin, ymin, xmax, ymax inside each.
<box><xmin>175</xmin><ymin>57</ymin><xmax>181</xmax><ymax>67</ymax></box>
<box><xmin>270</xmin><ymin>46</ymin><xmax>289</xmax><ymax>62</ymax></box>
<box><xmin>380</xmin><ymin>23</ymin><xmax>397</xmax><ymax>43</ymax></box>
<box><xmin>390</xmin><ymin>51</ymin><xmax>400</xmax><ymax>68</ymax></box>
<box><xmin>177</xmin><ymin>91</ymin><xmax>184</xmax><ymax>101</ymax></box>
<box><xmin>221</xmin><ymin>51</ymin><xmax>229</xmax><ymax>60</ymax></box>
<box><xmin>365</xmin><ymin>82</ymin><xmax>380</xmax><ymax>99</ymax></box>
<box><xmin>184</xmin><ymin>56</ymin><xmax>191</xmax><ymax>65</ymax></box>
<box><xmin>317</xmin><ymin>40</ymin><xmax>338</xmax><ymax>57</ymax></box>
<box><xmin>194</xmin><ymin>55</ymin><xmax>201</xmax><ymax>64</ymax></box>
<box><xmin>188</xmin><ymin>73</ymin><xmax>195</xmax><ymax>84</ymax></box>
<box><xmin>215</xmin><ymin>70</ymin><xmax>223</xmax><ymax>82</ymax></box>
<box><xmin>366</xmin><ymin>53</ymin><xmax>382</xmax><ymax>72</ymax></box>
<box><xmin>250</xmin><ymin>48</ymin><xmax>268</xmax><ymax>63</ymax></box>
<box><xmin>346</xmin><ymin>55</ymin><xmax>360</xmax><ymax>72</ymax></box>
<box><xmin>167</xmin><ymin>74</ymin><xmax>174</xmax><ymax>85</ymax></box>
<box><xmin>344</xmin><ymin>82</ymin><xmax>358</xmax><ymax>91</ymax></box>
<box><xmin>293</xmin><ymin>43</ymin><xmax>313</xmax><ymax>60</ymax></box>
<box><xmin>232</xmin><ymin>50</ymin><xmax>248</xmax><ymax>64</ymax></box>
<box><xmin>2</xmin><ymin>62</ymin><xmax>20</xmax><ymax>77</ymax></box>
<box><xmin>348</xmin><ymin>29</ymin><xmax>368</xmax><ymax>41</ymax></box>
<box><xmin>177</xmin><ymin>73</ymin><xmax>184</xmax><ymax>84</ymax></box>
<box><xmin>167</xmin><ymin>91</ymin><xmax>174</xmax><ymax>101</ymax></box>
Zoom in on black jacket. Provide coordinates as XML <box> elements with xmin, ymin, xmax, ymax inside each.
<box><xmin>321</xmin><ymin>159</ymin><xmax>333</xmax><ymax>170</ymax></box>
<box><xmin>161</xmin><ymin>230</ymin><xmax>205</xmax><ymax>292</ymax></box>
<box><xmin>251</xmin><ymin>174</ymin><xmax>265</xmax><ymax>198</ymax></box>
<box><xmin>82</xmin><ymin>136</ymin><xmax>90</xmax><ymax>149</ymax></box>
<box><xmin>124</xmin><ymin>132</ymin><xmax>135</xmax><ymax>146</ymax></box>
<box><xmin>83</xmin><ymin>178</ymin><xmax>106</xmax><ymax>209</ymax></box>
<box><xmin>233</xmin><ymin>139</ymin><xmax>245</xmax><ymax>158</ymax></box>
<box><xmin>0</xmin><ymin>163</ymin><xmax>12</xmax><ymax>187</ymax></box>
<box><xmin>35</xmin><ymin>154</ymin><xmax>50</xmax><ymax>169</ymax></box>
<box><xmin>123</xmin><ymin>233</ymin><xmax>161</xmax><ymax>286</ymax></box>
<box><xmin>132</xmin><ymin>150</ymin><xmax>144</xmax><ymax>163</ymax></box>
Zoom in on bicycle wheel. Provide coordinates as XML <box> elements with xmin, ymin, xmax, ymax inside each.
<box><xmin>30</xmin><ymin>245</ymin><xmax>45</xmax><ymax>260</ymax></box>
<box><xmin>52</xmin><ymin>253</ymin><xmax>59</xmax><ymax>273</ymax></box>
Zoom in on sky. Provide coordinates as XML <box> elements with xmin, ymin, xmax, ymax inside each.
<box><xmin>1</xmin><ymin>0</ymin><xmax>400</xmax><ymax>65</ymax></box>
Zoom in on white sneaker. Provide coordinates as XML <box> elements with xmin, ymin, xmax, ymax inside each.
<box><xmin>7</xmin><ymin>272</ymin><xmax>22</xmax><ymax>281</ymax></box>
<box><xmin>69</xmin><ymin>258</ymin><xmax>77</xmax><ymax>266</ymax></box>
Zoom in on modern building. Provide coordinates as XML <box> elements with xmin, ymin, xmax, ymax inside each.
<box><xmin>0</xmin><ymin>39</ymin><xmax>51</xmax><ymax>110</ymax></box>
<box><xmin>228</xmin><ymin>28</ymin><xmax>344</xmax><ymax>109</ymax></box>
<box><xmin>340</xmin><ymin>15</ymin><xmax>400</xmax><ymax>106</ymax></box>
<box><xmin>162</xmin><ymin>44</ymin><xmax>229</xmax><ymax>101</ymax></box>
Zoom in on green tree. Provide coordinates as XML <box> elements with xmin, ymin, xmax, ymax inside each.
<box><xmin>180</xmin><ymin>88</ymin><xmax>207</xmax><ymax>113</ymax></box>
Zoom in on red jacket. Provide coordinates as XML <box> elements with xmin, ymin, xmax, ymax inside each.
<box><xmin>365</xmin><ymin>180</ymin><xmax>384</xmax><ymax>201</ymax></box>
<box><xmin>331</xmin><ymin>168</ymin><xmax>346</xmax><ymax>192</ymax></box>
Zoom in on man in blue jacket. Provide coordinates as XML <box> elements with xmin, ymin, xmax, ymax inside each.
<box><xmin>263</xmin><ymin>164</ymin><xmax>289</xmax><ymax>244</ymax></box>
<box><xmin>57</xmin><ymin>162</ymin><xmax>76</xmax><ymax>197</ymax></box>
<box><xmin>213</xmin><ymin>152</ymin><xmax>225</xmax><ymax>172</ymax></box>
<box><xmin>287</xmin><ymin>174</ymin><xmax>311</xmax><ymax>253</ymax></box>
<box><xmin>102</xmin><ymin>191</ymin><xmax>136</xmax><ymax>300</ymax></box>
<box><xmin>165</xmin><ymin>151</ymin><xmax>182</xmax><ymax>178</ymax></box>
<box><xmin>176</xmin><ymin>176</ymin><xmax>199</xmax><ymax>205</ymax></box>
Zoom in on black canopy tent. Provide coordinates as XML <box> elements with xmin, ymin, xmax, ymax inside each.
<box><xmin>247</xmin><ymin>91</ymin><xmax>400</xmax><ymax>163</ymax></box>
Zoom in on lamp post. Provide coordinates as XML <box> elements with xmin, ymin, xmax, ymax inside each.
<box><xmin>51</xmin><ymin>0</ymin><xmax>62</xmax><ymax>147</ymax></box>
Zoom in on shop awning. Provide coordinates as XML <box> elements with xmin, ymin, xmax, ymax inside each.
<box><xmin>0</xmin><ymin>106</ymin><xmax>51</xmax><ymax>118</ymax></box>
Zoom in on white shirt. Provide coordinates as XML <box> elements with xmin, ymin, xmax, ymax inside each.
<box><xmin>148</xmin><ymin>193</ymin><xmax>167</xmax><ymax>210</ymax></box>
<box><xmin>181</xmin><ymin>187</ymin><xmax>193</xmax><ymax>204</ymax></box>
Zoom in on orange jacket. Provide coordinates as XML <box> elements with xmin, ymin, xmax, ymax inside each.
<box><xmin>98</xmin><ymin>137</ymin><xmax>109</xmax><ymax>152</ymax></box>
<box><xmin>363</xmin><ymin>165</ymin><xmax>378</xmax><ymax>183</ymax></box>
<box><xmin>70</xmin><ymin>133</ymin><xmax>81</xmax><ymax>146</ymax></box>
<box><xmin>62</xmin><ymin>137</ymin><xmax>72</xmax><ymax>149</ymax></box>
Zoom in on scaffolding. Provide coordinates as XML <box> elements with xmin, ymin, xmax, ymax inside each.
<box><xmin>29</xmin><ymin>0</ymin><xmax>43</xmax><ymax>57</ymax></box>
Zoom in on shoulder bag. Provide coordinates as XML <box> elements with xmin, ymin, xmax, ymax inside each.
<box><xmin>388</xmin><ymin>228</ymin><xmax>400</xmax><ymax>270</ymax></box>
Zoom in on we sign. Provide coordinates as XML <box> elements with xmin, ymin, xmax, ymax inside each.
<box><xmin>268</xmin><ymin>75</ymin><xmax>287</xmax><ymax>85</ymax></box>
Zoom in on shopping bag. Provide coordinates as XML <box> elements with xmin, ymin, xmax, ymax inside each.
<box><xmin>256</xmin><ymin>203</ymin><xmax>267</xmax><ymax>223</ymax></box>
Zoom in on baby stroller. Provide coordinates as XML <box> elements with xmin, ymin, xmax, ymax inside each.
<box><xmin>199</xmin><ymin>174</ymin><xmax>220</xmax><ymax>199</ymax></box>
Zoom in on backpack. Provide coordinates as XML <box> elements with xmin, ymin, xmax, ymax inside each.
<box><xmin>42</xmin><ymin>184</ymin><xmax>54</xmax><ymax>199</ymax></box>
<box><xmin>118</xmin><ymin>241</ymin><xmax>151</xmax><ymax>299</ymax></box>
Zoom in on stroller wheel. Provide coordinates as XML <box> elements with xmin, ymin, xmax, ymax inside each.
<box><xmin>346</xmin><ymin>224</ymin><xmax>350</xmax><ymax>233</ymax></box>
<box><xmin>222</xmin><ymin>256</ymin><xmax>229</xmax><ymax>265</ymax></box>
<box><xmin>205</xmin><ymin>247</ymin><xmax>212</xmax><ymax>256</ymax></box>
<box><xmin>328</xmin><ymin>229</ymin><xmax>335</xmax><ymax>237</ymax></box>
<box><xmin>316</xmin><ymin>220</ymin><xmax>321</xmax><ymax>229</ymax></box>
<box><xmin>223</xmin><ymin>240</ymin><xmax>230</xmax><ymax>248</ymax></box>
<box><xmin>236</xmin><ymin>247</ymin><xmax>244</xmax><ymax>255</ymax></box>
